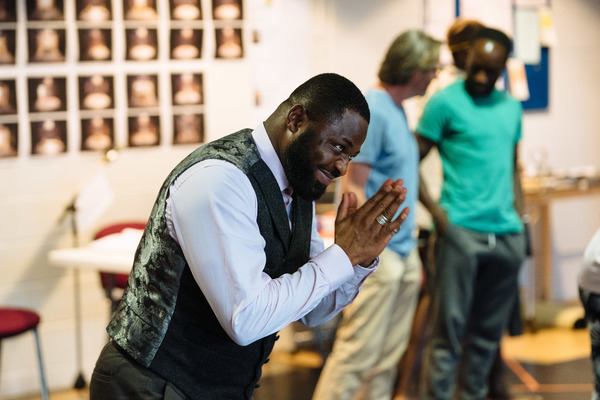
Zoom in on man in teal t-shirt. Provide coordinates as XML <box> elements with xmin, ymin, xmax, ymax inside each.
<box><xmin>417</xmin><ymin>27</ymin><xmax>526</xmax><ymax>400</ymax></box>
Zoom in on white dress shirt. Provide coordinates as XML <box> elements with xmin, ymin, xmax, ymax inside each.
<box><xmin>165</xmin><ymin>124</ymin><xmax>377</xmax><ymax>346</ymax></box>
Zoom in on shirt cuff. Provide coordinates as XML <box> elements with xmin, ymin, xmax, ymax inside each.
<box><xmin>351</xmin><ymin>256</ymin><xmax>379</xmax><ymax>283</ymax></box>
<box><xmin>312</xmin><ymin>244</ymin><xmax>354</xmax><ymax>290</ymax></box>
<box><xmin>360</xmin><ymin>258</ymin><xmax>379</xmax><ymax>269</ymax></box>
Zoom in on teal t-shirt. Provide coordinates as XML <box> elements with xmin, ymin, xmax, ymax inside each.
<box><xmin>353</xmin><ymin>89</ymin><xmax>418</xmax><ymax>256</ymax></box>
<box><xmin>416</xmin><ymin>80</ymin><xmax>523</xmax><ymax>234</ymax></box>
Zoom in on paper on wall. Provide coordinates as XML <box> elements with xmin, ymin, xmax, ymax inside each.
<box><xmin>507</xmin><ymin>58</ymin><xmax>530</xmax><ymax>101</ymax></box>
<box><xmin>74</xmin><ymin>168</ymin><xmax>115</xmax><ymax>233</ymax></box>
<box><xmin>514</xmin><ymin>8</ymin><xmax>541</xmax><ymax>64</ymax></box>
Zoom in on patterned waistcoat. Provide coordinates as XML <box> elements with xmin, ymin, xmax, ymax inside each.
<box><xmin>107</xmin><ymin>129</ymin><xmax>313</xmax><ymax>399</ymax></box>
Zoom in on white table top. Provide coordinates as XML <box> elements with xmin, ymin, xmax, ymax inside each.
<box><xmin>49</xmin><ymin>228</ymin><xmax>336</xmax><ymax>274</ymax></box>
<box><xmin>48</xmin><ymin>228</ymin><xmax>143</xmax><ymax>274</ymax></box>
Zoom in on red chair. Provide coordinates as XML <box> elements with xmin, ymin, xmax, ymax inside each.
<box><xmin>0</xmin><ymin>307</ymin><xmax>48</xmax><ymax>400</ymax></box>
<box><xmin>95</xmin><ymin>222</ymin><xmax>146</xmax><ymax>314</ymax></box>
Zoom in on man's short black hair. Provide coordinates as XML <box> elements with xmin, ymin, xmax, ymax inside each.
<box><xmin>286</xmin><ymin>73</ymin><xmax>370</xmax><ymax>125</ymax></box>
<box><xmin>472</xmin><ymin>27</ymin><xmax>512</xmax><ymax>54</ymax></box>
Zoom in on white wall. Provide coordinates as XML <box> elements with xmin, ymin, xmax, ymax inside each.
<box><xmin>310</xmin><ymin>0</ymin><xmax>425</xmax><ymax>90</ymax></box>
<box><xmin>519</xmin><ymin>0</ymin><xmax>600</xmax><ymax>300</ymax></box>
<box><xmin>1</xmin><ymin>0</ymin><xmax>599</xmax><ymax>398</ymax></box>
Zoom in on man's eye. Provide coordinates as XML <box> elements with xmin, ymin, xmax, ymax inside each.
<box><xmin>334</xmin><ymin>144</ymin><xmax>344</xmax><ymax>152</ymax></box>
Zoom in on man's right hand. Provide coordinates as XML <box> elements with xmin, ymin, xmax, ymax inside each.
<box><xmin>334</xmin><ymin>179</ymin><xmax>409</xmax><ymax>267</ymax></box>
<box><xmin>431</xmin><ymin>206</ymin><xmax>449</xmax><ymax>237</ymax></box>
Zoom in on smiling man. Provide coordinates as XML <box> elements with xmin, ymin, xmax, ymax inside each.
<box><xmin>417</xmin><ymin>28</ymin><xmax>527</xmax><ymax>400</ymax></box>
<box><xmin>89</xmin><ymin>73</ymin><xmax>411</xmax><ymax>400</ymax></box>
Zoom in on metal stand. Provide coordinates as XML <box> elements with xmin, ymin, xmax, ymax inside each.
<box><xmin>56</xmin><ymin>150</ymin><xmax>119</xmax><ymax>389</ymax></box>
<box><xmin>59</xmin><ymin>199</ymin><xmax>87</xmax><ymax>389</ymax></box>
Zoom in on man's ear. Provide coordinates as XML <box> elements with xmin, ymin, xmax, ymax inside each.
<box><xmin>286</xmin><ymin>105</ymin><xmax>307</xmax><ymax>134</ymax></box>
<box><xmin>408</xmin><ymin>69</ymin><xmax>422</xmax><ymax>85</ymax></box>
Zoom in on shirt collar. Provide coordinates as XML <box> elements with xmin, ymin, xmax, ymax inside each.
<box><xmin>252</xmin><ymin>123</ymin><xmax>291</xmax><ymax>194</ymax></box>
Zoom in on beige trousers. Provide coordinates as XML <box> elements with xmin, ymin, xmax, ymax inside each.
<box><xmin>312</xmin><ymin>247</ymin><xmax>422</xmax><ymax>400</ymax></box>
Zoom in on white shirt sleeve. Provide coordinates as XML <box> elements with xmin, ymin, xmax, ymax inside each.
<box><xmin>167</xmin><ymin>160</ymin><xmax>377</xmax><ymax>346</ymax></box>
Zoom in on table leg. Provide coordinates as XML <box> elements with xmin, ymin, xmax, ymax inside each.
<box><xmin>538</xmin><ymin>202</ymin><xmax>552</xmax><ymax>301</ymax></box>
<box><xmin>73</xmin><ymin>269</ymin><xmax>87</xmax><ymax>389</ymax></box>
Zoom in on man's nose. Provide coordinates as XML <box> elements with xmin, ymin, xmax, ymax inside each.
<box><xmin>335</xmin><ymin>156</ymin><xmax>350</xmax><ymax>176</ymax></box>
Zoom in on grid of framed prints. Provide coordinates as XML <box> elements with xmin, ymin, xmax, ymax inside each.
<box><xmin>0</xmin><ymin>0</ymin><xmax>244</xmax><ymax>158</ymax></box>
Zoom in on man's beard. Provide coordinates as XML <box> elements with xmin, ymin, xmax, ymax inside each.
<box><xmin>281</xmin><ymin>130</ymin><xmax>328</xmax><ymax>202</ymax></box>
<box><xmin>465</xmin><ymin>78</ymin><xmax>494</xmax><ymax>97</ymax></box>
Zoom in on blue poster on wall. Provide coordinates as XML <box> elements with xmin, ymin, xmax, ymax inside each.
<box><xmin>521</xmin><ymin>47</ymin><xmax>549</xmax><ymax>110</ymax></box>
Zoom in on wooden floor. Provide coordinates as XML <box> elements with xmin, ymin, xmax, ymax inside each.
<box><xmin>5</xmin><ymin>322</ymin><xmax>594</xmax><ymax>400</ymax></box>
<box><xmin>495</xmin><ymin>328</ymin><xmax>593</xmax><ymax>400</ymax></box>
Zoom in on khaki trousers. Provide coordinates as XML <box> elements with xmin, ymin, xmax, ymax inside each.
<box><xmin>312</xmin><ymin>247</ymin><xmax>422</xmax><ymax>400</ymax></box>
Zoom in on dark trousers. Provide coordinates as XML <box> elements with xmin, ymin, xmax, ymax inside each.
<box><xmin>580</xmin><ymin>289</ymin><xmax>600</xmax><ymax>399</ymax></box>
<box><xmin>424</xmin><ymin>225</ymin><xmax>526</xmax><ymax>400</ymax></box>
<box><xmin>90</xmin><ymin>341</ymin><xmax>187</xmax><ymax>400</ymax></box>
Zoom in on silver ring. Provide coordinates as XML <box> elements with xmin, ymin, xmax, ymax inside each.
<box><xmin>376</xmin><ymin>214</ymin><xmax>389</xmax><ymax>226</ymax></box>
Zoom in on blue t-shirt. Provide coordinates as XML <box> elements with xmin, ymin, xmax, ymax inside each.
<box><xmin>416</xmin><ymin>80</ymin><xmax>523</xmax><ymax>234</ymax></box>
<box><xmin>354</xmin><ymin>89</ymin><xmax>418</xmax><ymax>256</ymax></box>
